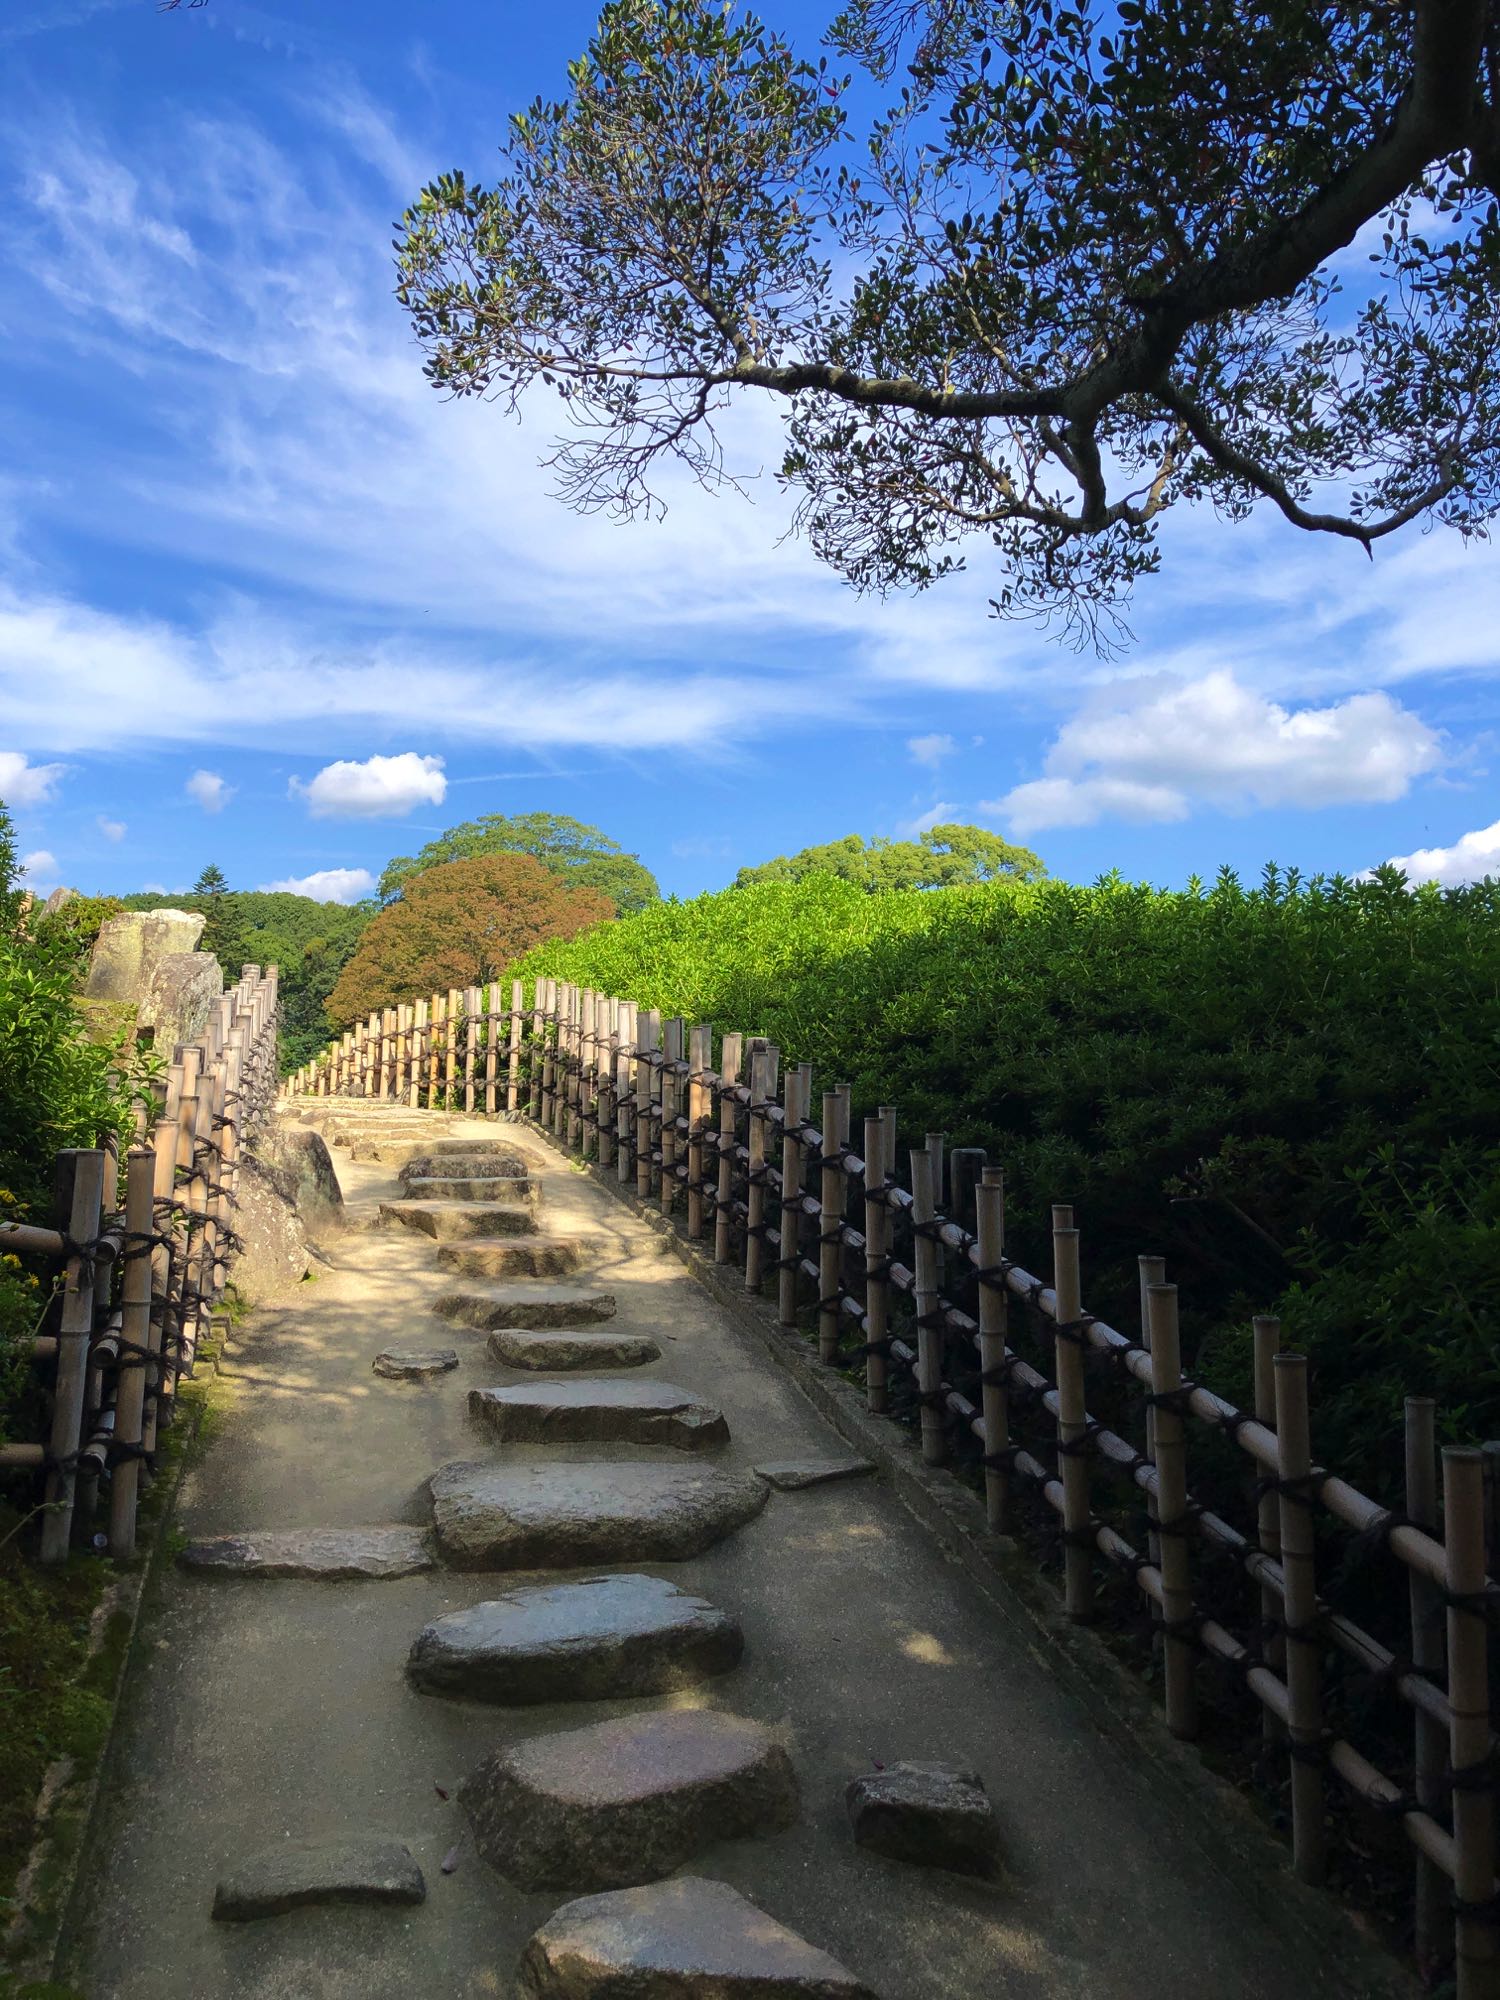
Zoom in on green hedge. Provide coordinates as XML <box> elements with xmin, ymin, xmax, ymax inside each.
<box><xmin>514</xmin><ymin>866</ymin><xmax>1500</xmax><ymax>1497</ymax></box>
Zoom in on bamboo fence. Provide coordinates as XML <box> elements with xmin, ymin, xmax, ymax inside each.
<box><xmin>1</xmin><ymin>966</ymin><xmax>279</xmax><ymax>1563</ymax></box>
<box><xmin>293</xmin><ymin>976</ymin><xmax>1500</xmax><ymax>1997</ymax></box>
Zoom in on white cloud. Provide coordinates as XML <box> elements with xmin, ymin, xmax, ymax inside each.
<box><xmin>186</xmin><ymin>768</ymin><xmax>232</xmax><ymax>813</ymax></box>
<box><xmin>908</xmin><ymin>733</ymin><xmax>955</xmax><ymax>769</ymax></box>
<box><xmin>0</xmin><ymin>748</ymin><xmax>65</xmax><ymax>806</ymax></box>
<box><xmin>1383</xmin><ymin>819</ymin><xmax>1500</xmax><ymax>888</ymax></box>
<box><xmin>896</xmin><ymin>801</ymin><xmax>957</xmax><ymax>837</ymax></box>
<box><xmin>258</xmin><ymin>866</ymin><xmax>376</xmax><ymax>903</ymax></box>
<box><xmin>989</xmin><ymin>671</ymin><xmax>1441</xmax><ymax>834</ymax></box>
<box><xmin>97</xmin><ymin>814</ymin><xmax>125</xmax><ymax>841</ymax></box>
<box><xmin>19</xmin><ymin>847</ymin><xmax>57</xmax><ymax>883</ymax></box>
<box><xmin>291</xmin><ymin>751</ymin><xmax>447</xmax><ymax>819</ymax></box>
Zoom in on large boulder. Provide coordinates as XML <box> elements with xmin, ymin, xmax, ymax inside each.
<box><xmin>140</xmin><ymin>951</ymin><xmax>223</xmax><ymax>1052</ymax></box>
<box><xmin>254</xmin><ymin>1123</ymin><xmax>344</xmax><ymax>1234</ymax></box>
<box><xmin>85</xmin><ymin>908</ymin><xmax>205</xmax><ymax>1005</ymax></box>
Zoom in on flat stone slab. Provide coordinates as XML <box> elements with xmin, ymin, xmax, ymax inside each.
<box><xmin>753</xmin><ymin>1458</ymin><xmax>875</xmax><ymax>1491</ymax></box>
<box><xmin>489</xmin><ymin>1328</ymin><xmax>661</xmax><ymax>1371</ymax></box>
<box><xmin>439</xmin><ymin>1236</ymin><xmax>586</xmax><ymax>1280</ymax></box>
<box><xmin>469</xmin><ymin>1381</ymin><xmax>728</xmax><ymax>1452</ymax></box>
<box><xmin>409</xmin><ymin>1174</ymin><xmax>537</xmax><ymax>1201</ymax></box>
<box><xmin>845</xmin><ymin>1762</ymin><xmax>1000</xmax><ymax>1877</ymax></box>
<box><xmin>462</xmin><ymin>1710</ymin><xmax>798</xmax><ymax>1891</ymax></box>
<box><xmin>435</xmin><ymin>1287</ymin><xmax>617</xmax><ymax>1332</ymax></box>
<box><xmin>212</xmin><ymin>1837</ymin><xmax>424</xmax><ymax>1920</ymax></box>
<box><xmin>407</xmin><ymin>1573</ymin><xmax>743</xmax><ymax>1703</ymax></box>
<box><xmin>380</xmin><ymin>1199</ymin><xmax>536</xmax><ymax>1240</ymax></box>
<box><xmin>179</xmin><ymin>1526</ymin><xmax>435</xmax><ymax>1580</ymax></box>
<box><xmin>373</xmin><ymin>1346</ymin><xmax>459</xmax><ymax>1380</ymax></box>
<box><xmin>429</xmin><ymin>1461</ymin><xmax>768</xmax><ymax>1569</ymax></box>
<box><xmin>516</xmin><ymin>1877</ymin><xmax>876</xmax><ymax>1997</ymax></box>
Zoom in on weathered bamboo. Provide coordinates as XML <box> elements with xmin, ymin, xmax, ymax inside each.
<box><xmin>777</xmin><ymin>1064</ymin><xmax>809</xmax><ymax>1328</ymax></box>
<box><xmin>911</xmin><ymin>1146</ymin><xmax>946</xmax><ymax>1465</ymax></box>
<box><xmin>541</xmin><ymin>980</ymin><xmax>559</xmax><ymax>1130</ymax></box>
<box><xmin>744</xmin><ymin>1045</ymin><xmax>774</xmax><ymax>1295</ymax></box>
<box><xmin>462</xmin><ymin>984</ymin><xmax>479</xmax><ymax>1112</ymax></box>
<box><xmin>614</xmin><ymin>1001</ymin><xmax>637</xmax><ymax>1183</ymax></box>
<box><xmin>635</xmin><ymin>1009</ymin><xmax>660</xmax><ymax>1203</ymax></box>
<box><xmin>1053</xmin><ymin>1208</ymin><xmax>1092</xmax><ymax>1622</ymax></box>
<box><xmin>107</xmin><ymin>1148</ymin><xmax>157</xmax><ymax>1557</ymax></box>
<box><xmin>660</xmin><ymin>1018</ymin><xmax>684</xmax><ymax>1217</ymax></box>
<box><xmin>1253</xmin><ymin>1313</ymin><xmax>1283</xmax><ymax>1713</ymax></box>
<box><xmin>714</xmin><ymin>1032</ymin><xmax>744</xmax><ymax>1264</ymax></box>
<box><xmin>1148</xmin><ymin>1281</ymin><xmax>1198</xmax><ymax>1736</ymax></box>
<box><xmin>507</xmin><ymin>979</ymin><xmax>524</xmax><ymax>1115</ymax></box>
<box><xmin>40</xmin><ymin>1149</ymin><xmax>106</xmax><ymax>1563</ymax></box>
<box><xmin>528</xmin><ymin>982</ymin><xmax>545</xmax><ymax>1120</ymax></box>
<box><xmin>1275</xmin><ymin>1350</ymin><xmax>1325</xmax><ymax>1883</ymax></box>
<box><xmin>1405</xmin><ymin>1395</ymin><xmax>1447</xmax><ymax>1974</ymax></box>
<box><xmin>686</xmin><ymin>1024</ymin><xmax>712</xmax><ymax>1240</ymax></box>
<box><xmin>1444</xmin><ymin>1447</ymin><xmax>1497</xmax><ymax>2000</ymax></box>
<box><xmin>976</xmin><ymin>1168</ymin><xmax>1009</xmax><ymax>1532</ymax></box>
<box><xmin>863</xmin><ymin>1116</ymin><xmax>891</xmax><ymax>1414</ymax></box>
<box><xmin>818</xmin><ymin>1085</ymin><xmax>849</xmax><ymax>1363</ymax></box>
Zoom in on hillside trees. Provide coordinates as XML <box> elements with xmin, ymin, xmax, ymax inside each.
<box><xmin>736</xmin><ymin>822</ymin><xmax>1043</xmax><ymax>889</ymax></box>
<box><xmin>328</xmin><ymin>853</ymin><xmax>612</xmax><ymax>1018</ymax></box>
<box><xmin>379</xmin><ymin>811</ymin><xmax>658</xmax><ymax>913</ymax></box>
<box><xmin>398</xmin><ymin>0</ymin><xmax>1500</xmax><ymax>650</ymax></box>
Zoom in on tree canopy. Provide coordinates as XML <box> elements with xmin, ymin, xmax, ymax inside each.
<box><xmin>328</xmin><ymin>852</ymin><xmax>614</xmax><ymax>1020</ymax></box>
<box><xmin>736</xmin><ymin>822</ymin><xmax>1043</xmax><ymax>890</ymax></box>
<box><xmin>398</xmin><ymin>0</ymin><xmax>1500</xmax><ymax>649</ymax></box>
<box><xmin>378</xmin><ymin>810</ymin><xmax>659</xmax><ymax>913</ymax></box>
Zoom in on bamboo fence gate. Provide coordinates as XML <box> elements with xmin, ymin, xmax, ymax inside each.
<box><xmin>292</xmin><ymin>976</ymin><xmax>1500</xmax><ymax>1997</ymax></box>
<box><xmin>1</xmin><ymin>966</ymin><xmax>279</xmax><ymax>1563</ymax></box>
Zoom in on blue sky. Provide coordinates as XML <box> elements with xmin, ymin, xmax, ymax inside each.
<box><xmin>0</xmin><ymin>0</ymin><xmax>1496</xmax><ymax>904</ymax></box>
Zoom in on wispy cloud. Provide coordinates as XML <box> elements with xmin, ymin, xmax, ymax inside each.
<box><xmin>0</xmin><ymin>748</ymin><xmax>65</xmax><ymax>806</ymax></box>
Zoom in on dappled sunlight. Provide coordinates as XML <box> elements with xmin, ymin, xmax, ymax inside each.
<box><xmin>899</xmin><ymin>1629</ymin><xmax>957</xmax><ymax>1668</ymax></box>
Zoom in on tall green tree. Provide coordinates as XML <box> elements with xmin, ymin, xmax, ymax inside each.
<box><xmin>398</xmin><ymin>0</ymin><xmax>1500</xmax><ymax>650</ymax></box>
<box><xmin>737</xmin><ymin>823</ymin><xmax>1044</xmax><ymax>890</ymax></box>
<box><xmin>190</xmin><ymin>864</ymin><xmax>247</xmax><ymax>972</ymax></box>
<box><xmin>379</xmin><ymin>811</ymin><xmax>658</xmax><ymax>913</ymax></box>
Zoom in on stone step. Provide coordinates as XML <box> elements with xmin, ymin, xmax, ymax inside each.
<box><xmin>461</xmin><ymin>1709</ymin><xmax>799</xmax><ymax>1892</ymax></box>
<box><xmin>435</xmin><ymin>1287</ymin><xmax>616</xmax><ymax>1332</ymax></box>
<box><xmin>405</xmin><ymin>1173</ymin><xmax>536</xmax><ymax>1202</ymax></box>
<box><xmin>488</xmin><ymin>1327</ymin><xmax>661</xmax><ymax>1371</ymax></box>
<box><xmin>469</xmin><ymin>1380</ymin><xmax>728</xmax><ymax>1452</ymax></box>
<box><xmin>438</xmin><ymin>1236</ymin><xmax>586</xmax><ymax>1280</ymax></box>
<box><xmin>373</xmin><ymin>1346</ymin><xmax>459</xmax><ymax>1380</ymax></box>
<box><xmin>180</xmin><ymin>1526</ymin><xmax>436</xmax><ymax>1579</ymax></box>
<box><xmin>379</xmin><ymin>1199</ymin><xmax>538</xmax><ymax>1240</ymax></box>
<box><xmin>428</xmin><ymin>1460</ymin><xmax>768</xmax><ymax>1569</ymax></box>
<box><xmin>398</xmin><ymin>1149</ymin><xmax>529</xmax><ymax>1180</ymax></box>
<box><xmin>356</xmin><ymin>1139</ymin><xmax>514</xmax><ymax>1164</ymax></box>
<box><xmin>407</xmin><ymin>1573</ymin><xmax>743</xmax><ymax>1703</ymax></box>
<box><xmin>212</xmin><ymin>1838</ymin><xmax>425</xmax><ymax>1921</ymax></box>
<box><xmin>753</xmin><ymin>1457</ymin><xmax>875</xmax><ymax>1491</ymax></box>
<box><xmin>516</xmin><ymin>1878</ymin><xmax>876</xmax><ymax>1998</ymax></box>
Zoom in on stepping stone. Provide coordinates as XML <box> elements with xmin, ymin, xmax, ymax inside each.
<box><xmin>179</xmin><ymin>1526</ymin><xmax>435</xmax><ymax>1580</ymax></box>
<box><xmin>461</xmin><ymin>1709</ymin><xmax>799</xmax><ymax>1891</ymax></box>
<box><xmin>489</xmin><ymin>1328</ymin><xmax>660</xmax><ymax>1371</ymax></box>
<box><xmin>407</xmin><ymin>1174</ymin><xmax>537</xmax><ymax>1202</ymax></box>
<box><xmin>844</xmin><ymin>1762</ymin><xmax>1000</xmax><ymax>1878</ymax></box>
<box><xmin>373</xmin><ymin>1346</ymin><xmax>459</xmax><ymax>1380</ymax></box>
<box><xmin>380</xmin><ymin>1200</ymin><xmax>536</xmax><ymax>1240</ymax></box>
<box><xmin>469</xmin><ymin>1380</ymin><xmax>728</xmax><ymax>1452</ymax></box>
<box><xmin>212</xmin><ymin>1837</ymin><xmax>425</xmax><ymax>1920</ymax></box>
<box><xmin>400</xmin><ymin>1152</ymin><xmax>529</xmax><ymax>1183</ymax></box>
<box><xmin>407</xmin><ymin>1573</ymin><xmax>743</xmax><ymax>1703</ymax></box>
<box><xmin>435</xmin><ymin>1287</ymin><xmax>616</xmax><ymax>1332</ymax></box>
<box><xmin>439</xmin><ymin>1236</ymin><xmax>586</xmax><ymax>1280</ymax></box>
<box><xmin>428</xmin><ymin>1461</ymin><xmax>768</xmax><ymax>1569</ymax></box>
<box><xmin>366</xmin><ymin>1139</ymin><xmax>515</xmax><ymax>1164</ymax></box>
<box><xmin>754</xmin><ymin>1458</ymin><xmax>875</xmax><ymax>1491</ymax></box>
<box><xmin>516</xmin><ymin>1877</ymin><xmax>876</xmax><ymax>1997</ymax></box>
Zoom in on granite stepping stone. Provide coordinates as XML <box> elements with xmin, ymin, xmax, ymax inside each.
<box><xmin>435</xmin><ymin>1287</ymin><xmax>617</xmax><ymax>1332</ymax></box>
<box><xmin>180</xmin><ymin>1526</ymin><xmax>435</xmax><ymax>1580</ymax></box>
<box><xmin>488</xmin><ymin>1327</ymin><xmax>661</xmax><ymax>1371</ymax></box>
<box><xmin>380</xmin><ymin>1199</ymin><xmax>537</xmax><ymax>1240</ymax></box>
<box><xmin>845</xmin><ymin>1762</ymin><xmax>1000</xmax><ymax>1877</ymax></box>
<box><xmin>516</xmin><ymin>1877</ymin><xmax>877</xmax><ymax>1997</ymax></box>
<box><xmin>373</xmin><ymin>1346</ymin><xmax>459</xmax><ymax>1380</ymax></box>
<box><xmin>407</xmin><ymin>1573</ymin><xmax>743</xmax><ymax>1703</ymax></box>
<box><xmin>469</xmin><ymin>1380</ymin><xmax>728</xmax><ymax>1451</ymax></box>
<box><xmin>753</xmin><ymin>1458</ymin><xmax>875</xmax><ymax>1491</ymax></box>
<box><xmin>428</xmin><ymin>1460</ymin><xmax>768</xmax><ymax>1569</ymax></box>
<box><xmin>462</xmin><ymin>1710</ymin><xmax>799</xmax><ymax>1891</ymax></box>
<box><xmin>212</xmin><ymin>1837</ymin><xmax>424</xmax><ymax>1920</ymax></box>
<box><xmin>405</xmin><ymin>1175</ymin><xmax>537</xmax><ymax>1202</ymax></box>
<box><xmin>439</xmin><ymin>1236</ymin><xmax>586</xmax><ymax>1280</ymax></box>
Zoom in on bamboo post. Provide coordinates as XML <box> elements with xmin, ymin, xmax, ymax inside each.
<box><xmin>40</xmin><ymin>1149</ymin><xmax>106</xmax><ymax>1563</ymax></box>
<box><xmin>1254</xmin><ymin>1314</ymin><xmax>1284</xmax><ymax>1724</ymax></box>
<box><xmin>910</xmin><ymin>1145</ymin><xmax>946</xmax><ymax>1464</ymax></box>
<box><xmin>408</xmin><ymin>1000</ymin><xmax>424</xmax><ymax>1108</ymax></box>
<box><xmin>714</xmin><ymin>1032</ymin><xmax>744</xmax><ymax>1264</ymax></box>
<box><xmin>977</xmin><ymin>1167</ymin><xmax>1009</xmax><ymax>1532</ymax></box>
<box><xmin>1480</xmin><ymin>1440</ymin><xmax>1500</xmax><ymax>1574</ymax></box>
<box><xmin>949</xmin><ymin>1147</ymin><xmax>986</xmax><ymax>1231</ymax></box>
<box><xmin>744</xmin><ymin>1045</ymin><xmax>773</xmax><ymax>1294</ymax></box>
<box><xmin>686</xmin><ymin>1024</ymin><xmax>712</xmax><ymax>1239</ymax></box>
<box><xmin>1140</xmin><ymin>1254</ymin><xmax>1167</xmax><ymax>1591</ymax></box>
<box><xmin>541</xmin><ymin>980</ymin><xmax>559</xmax><ymax>1130</ymax></box>
<box><xmin>507</xmin><ymin>979</ymin><xmax>524</xmax><ymax>1115</ymax></box>
<box><xmin>463</xmin><ymin>984</ymin><xmax>480</xmax><ymax>1113</ymax></box>
<box><xmin>597</xmin><ymin>998</ymin><xmax>618</xmax><ymax>1170</ymax></box>
<box><xmin>564</xmin><ymin>986</ymin><xmax>582</xmax><ymax>1149</ymax></box>
<box><xmin>1274</xmin><ymin>1351</ymin><xmax>1325</xmax><ymax>1882</ymax></box>
<box><xmin>817</xmin><ymin>1084</ymin><xmax>849</xmax><ymax>1363</ymax></box>
<box><xmin>615</xmin><ymin>1001</ymin><xmax>637</xmax><ymax>1182</ymax></box>
<box><xmin>1053</xmin><ymin>1207</ymin><xmax>1093</xmax><ymax>1622</ymax></box>
<box><xmin>777</xmin><ymin>1064</ymin><xmax>809</xmax><ymax>1328</ymax></box>
<box><xmin>579</xmin><ymin>990</ymin><xmax>597</xmax><ymax>1156</ymax></box>
<box><xmin>635</xmin><ymin>1010</ymin><xmax>660</xmax><ymax>1202</ymax></box>
<box><xmin>1444</xmin><ymin>1446</ymin><xmax>1498</xmax><ymax>2000</ymax></box>
<box><xmin>1406</xmin><ymin>1396</ymin><xmax>1446</xmax><ymax>1974</ymax></box>
<box><xmin>528</xmin><ymin>982</ymin><xmax>544</xmax><ymax>1119</ymax></box>
<box><xmin>1147</xmin><ymin>1282</ymin><xmax>1197</xmax><ymax>1734</ymax></box>
<box><xmin>107</xmin><ymin>1148</ymin><xmax>157</xmax><ymax>1558</ymax></box>
<box><xmin>863</xmin><ymin>1115</ymin><xmax>890</xmax><ymax>1413</ymax></box>
<box><xmin>660</xmin><ymin>1018</ymin><xmax>684</xmax><ymax>1216</ymax></box>
<box><xmin>145</xmin><ymin>1067</ymin><xmax>181</xmax><ymax>1456</ymax></box>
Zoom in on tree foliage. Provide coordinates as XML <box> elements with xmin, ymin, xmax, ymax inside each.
<box><xmin>329</xmin><ymin>853</ymin><xmax>613</xmax><ymax>1020</ymax></box>
<box><xmin>398</xmin><ymin>0</ymin><xmax>1500</xmax><ymax>649</ymax></box>
<box><xmin>736</xmin><ymin>821</ymin><xmax>1043</xmax><ymax>888</ymax></box>
<box><xmin>379</xmin><ymin>810</ymin><xmax>659</xmax><ymax>914</ymax></box>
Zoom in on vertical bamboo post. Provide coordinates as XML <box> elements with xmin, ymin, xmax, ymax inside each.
<box><xmin>542</xmin><ymin>980</ymin><xmax>560</xmax><ymax>1131</ymax></box>
<box><xmin>1444</xmin><ymin>1447</ymin><xmax>1497</xmax><ymax>2000</ymax></box>
<box><xmin>40</xmin><ymin>1149</ymin><xmax>106</xmax><ymax>1563</ymax></box>
<box><xmin>744</xmin><ymin>1045</ymin><xmax>773</xmax><ymax>1294</ymax></box>
<box><xmin>1405</xmin><ymin>1396</ymin><xmax>1446</xmax><ymax>1974</ymax></box>
<box><xmin>714</xmin><ymin>1032</ymin><xmax>744</xmax><ymax>1264</ymax></box>
<box><xmin>1480</xmin><ymin>1440</ymin><xmax>1500</xmax><ymax>1574</ymax></box>
<box><xmin>565</xmin><ymin>987</ymin><xmax>582</xmax><ymax>1149</ymax></box>
<box><xmin>910</xmin><ymin>1145</ymin><xmax>946</xmax><ymax>1465</ymax></box>
<box><xmin>107</xmin><ymin>1148</ymin><xmax>157</xmax><ymax>1558</ymax></box>
<box><xmin>1254</xmin><ymin>1314</ymin><xmax>1284</xmax><ymax>1725</ymax></box>
<box><xmin>423</xmin><ymin>993</ymin><xmax>440</xmax><ymax>1108</ymax></box>
<box><xmin>1274</xmin><ymin>1351</ymin><xmax>1325</xmax><ymax>1882</ymax></box>
<box><xmin>863</xmin><ymin>1115</ymin><xmax>890</xmax><ymax>1414</ymax></box>
<box><xmin>507</xmin><ymin>979</ymin><xmax>524</xmax><ymax>1114</ymax></box>
<box><xmin>635</xmin><ymin>1010</ymin><xmax>660</xmax><ymax>1201</ymax></box>
<box><xmin>818</xmin><ymin>1084</ymin><xmax>849</xmax><ymax>1363</ymax></box>
<box><xmin>777</xmin><ymin>1064</ymin><xmax>809</xmax><ymax>1328</ymax></box>
<box><xmin>1140</xmin><ymin>1254</ymin><xmax>1167</xmax><ymax>1589</ymax></box>
<box><xmin>145</xmin><ymin>1066</ymin><xmax>181</xmax><ymax>1458</ymax></box>
<box><xmin>660</xmin><ymin>1018</ymin><xmax>684</xmax><ymax>1216</ymax></box>
<box><xmin>407</xmin><ymin>1001</ymin><xmax>423</xmax><ymax>1108</ymax></box>
<box><xmin>977</xmin><ymin>1168</ymin><xmax>1009</xmax><ymax>1532</ymax></box>
<box><xmin>1147</xmin><ymin>1282</ymin><xmax>1197</xmax><ymax>1734</ymax></box>
<box><xmin>1053</xmin><ymin>1207</ymin><xmax>1093</xmax><ymax>1622</ymax></box>
<box><xmin>581</xmin><ymin>990</ymin><xmax>599</xmax><ymax>1157</ymax></box>
<box><xmin>686</xmin><ymin>1024</ymin><xmax>712</xmax><ymax>1240</ymax></box>
<box><xmin>463</xmin><ymin>984</ymin><xmax>480</xmax><ymax>1113</ymax></box>
<box><xmin>615</xmin><ymin>1001</ymin><xmax>637</xmax><ymax>1183</ymax></box>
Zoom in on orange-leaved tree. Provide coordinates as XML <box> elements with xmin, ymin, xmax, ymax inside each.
<box><xmin>326</xmin><ymin>852</ymin><xmax>612</xmax><ymax>1022</ymax></box>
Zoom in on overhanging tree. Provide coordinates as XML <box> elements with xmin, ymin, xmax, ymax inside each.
<box><xmin>397</xmin><ymin>0</ymin><xmax>1500</xmax><ymax>650</ymax></box>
